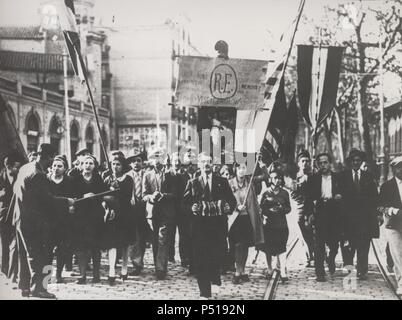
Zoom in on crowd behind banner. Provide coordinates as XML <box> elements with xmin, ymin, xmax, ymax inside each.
<box><xmin>0</xmin><ymin>144</ymin><xmax>402</xmax><ymax>299</ymax></box>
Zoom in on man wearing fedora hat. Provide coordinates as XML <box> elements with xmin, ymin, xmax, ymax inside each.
<box><xmin>340</xmin><ymin>149</ymin><xmax>380</xmax><ymax>280</ymax></box>
<box><xmin>11</xmin><ymin>143</ymin><xmax>75</xmax><ymax>298</ymax></box>
<box><xmin>378</xmin><ymin>156</ymin><xmax>402</xmax><ymax>296</ymax></box>
<box><xmin>142</xmin><ymin>149</ymin><xmax>179</xmax><ymax>280</ymax></box>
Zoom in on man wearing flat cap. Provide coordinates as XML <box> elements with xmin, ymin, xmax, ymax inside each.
<box><xmin>378</xmin><ymin>156</ymin><xmax>402</xmax><ymax>296</ymax></box>
<box><xmin>339</xmin><ymin>149</ymin><xmax>380</xmax><ymax>280</ymax></box>
<box><xmin>10</xmin><ymin>143</ymin><xmax>74</xmax><ymax>298</ymax></box>
<box><xmin>291</xmin><ymin>150</ymin><xmax>315</xmax><ymax>268</ymax></box>
<box><xmin>126</xmin><ymin>150</ymin><xmax>150</xmax><ymax>276</ymax></box>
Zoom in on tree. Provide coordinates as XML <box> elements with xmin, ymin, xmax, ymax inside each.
<box><xmin>296</xmin><ymin>0</ymin><xmax>402</xmax><ymax>162</ymax></box>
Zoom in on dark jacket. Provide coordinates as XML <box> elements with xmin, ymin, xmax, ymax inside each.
<box><xmin>339</xmin><ymin>169</ymin><xmax>379</xmax><ymax>239</ymax></box>
<box><xmin>0</xmin><ymin>169</ymin><xmax>14</xmax><ymax>225</ymax></box>
<box><xmin>11</xmin><ymin>161</ymin><xmax>70</xmax><ymax>248</ymax></box>
<box><xmin>142</xmin><ymin>169</ymin><xmax>179</xmax><ymax>222</ymax></box>
<box><xmin>378</xmin><ymin>178</ymin><xmax>402</xmax><ymax>231</ymax></box>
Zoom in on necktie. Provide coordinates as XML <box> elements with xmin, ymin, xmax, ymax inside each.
<box><xmin>134</xmin><ymin>173</ymin><xmax>141</xmax><ymax>199</ymax></box>
<box><xmin>353</xmin><ymin>170</ymin><xmax>360</xmax><ymax>192</ymax></box>
<box><xmin>204</xmin><ymin>175</ymin><xmax>211</xmax><ymax>200</ymax></box>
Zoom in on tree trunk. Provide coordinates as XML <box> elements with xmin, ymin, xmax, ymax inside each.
<box><xmin>360</xmin><ymin>79</ymin><xmax>374</xmax><ymax>162</ymax></box>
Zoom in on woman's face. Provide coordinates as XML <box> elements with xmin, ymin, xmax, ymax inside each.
<box><xmin>270</xmin><ymin>172</ymin><xmax>282</xmax><ymax>188</ymax></box>
<box><xmin>83</xmin><ymin>158</ymin><xmax>95</xmax><ymax>174</ymax></box>
<box><xmin>112</xmin><ymin>159</ymin><xmax>123</xmax><ymax>175</ymax></box>
<box><xmin>220</xmin><ymin>169</ymin><xmax>230</xmax><ymax>179</ymax></box>
<box><xmin>51</xmin><ymin>160</ymin><xmax>66</xmax><ymax>177</ymax></box>
<box><xmin>236</xmin><ymin>163</ymin><xmax>247</xmax><ymax>178</ymax></box>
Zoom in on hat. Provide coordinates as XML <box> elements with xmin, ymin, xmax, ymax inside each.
<box><xmin>75</xmin><ymin>148</ymin><xmax>91</xmax><ymax>157</ymax></box>
<box><xmin>347</xmin><ymin>149</ymin><xmax>366</xmax><ymax>161</ymax></box>
<box><xmin>110</xmin><ymin>150</ymin><xmax>125</xmax><ymax>158</ymax></box>
<box><xmin>390</xmin><ymin>156</ymin><xmax>402</xmax><ymax>168</ymax></box>
<box><xmin>83</xmin><ymin>154</ymin><xmax>99</xmax><ymax>169</ymax></box>
<box><xmin>53</xmin><ymin>155</ymin><xmax>68</xmax><ymax>169</ymax></box>
<box><xmin>126</xmin><ymin>151</ymin><xmax>146</xmax><ymax>163</ymax></box>
<box><xmin>37</xmin><ymin>143</ymin><xmax>56</xmax><ymax>157</ymax></box>
<box><xmin>297</xmin><ymin>150</ymin><xmax>311</xmax><ymax>161</ymax></box>
<box><xmin>110</xmin><ymin>151</ymin><xmax>126</xmax><ymax>164</ymax></box>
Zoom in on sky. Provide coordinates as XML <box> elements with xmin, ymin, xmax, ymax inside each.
<box><xmin>0</xmin><ymin>0</ymin><xmax>361</xmax><ymax>60</ymax></box>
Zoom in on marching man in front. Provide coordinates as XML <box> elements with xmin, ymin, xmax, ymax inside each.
<box><xmin>183</xmin><ymin>152</ymin><xmax>236</xmax><ymax>299</ymax></box>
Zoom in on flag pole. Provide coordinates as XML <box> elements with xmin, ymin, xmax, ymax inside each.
<box><xmin>240</xmin><ymin>0</ymin><xmax>306</xmax><ymax>207</ymax></box>
<box><xmin>76</xmin><ymin>50</ymin><xmax>113</xmax><ymax>178</ymax></box>
<box><xmin>63</xmin><ymin>47</ymin><xmax>72</xmax><ymax>166</ymax></box>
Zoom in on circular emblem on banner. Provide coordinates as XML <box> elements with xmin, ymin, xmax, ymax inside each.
<box><xmin>210</xmin><ymin>64</ymin><xmax>238</xmax><ymax>100</ymax></box>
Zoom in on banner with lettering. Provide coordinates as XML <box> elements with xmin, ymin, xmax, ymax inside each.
<box><xmin>174</xmin><ymin>56</ymin><xmax>267</xmax><ymax>109</ymax></box>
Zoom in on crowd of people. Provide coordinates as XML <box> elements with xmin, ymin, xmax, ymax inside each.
<box><xmin>0</xmin><ymin>144</ymin><xmax>402</xmax><ymax>299</ymax></box>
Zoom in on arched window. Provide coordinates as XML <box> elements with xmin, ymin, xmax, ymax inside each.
<box><xmin>26</xmin><ymin>113</ymin><xmax>40</xmax><ymax>153</ymax></box>
<box><xmin>49</xmin><ymin>116</ymin><xmax>62</xmax><ymax>154</ymax></box>
<box><xmin>85</xmin><ymin>125</ymin><xmax>94</xmax><ymax>154</ymax></box>
<box><xmin>70</xmin><ymin>121</ymin><xmax>80</xmax><ymax>160</ymax></box>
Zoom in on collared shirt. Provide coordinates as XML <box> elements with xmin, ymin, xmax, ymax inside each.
<box><xmin>353</xmin><ymin>169</ymin><xmax>361</xmax><ymax>183</ymax></box>
<box><xmin>321</xmin><ymin>174</ymin><xmax>332</xmax><ymax>199</ymax></box>
<box><xmin>395</xmin><ymin>177</ymin><xmax>402</xmax><ymax>202</ymax></box>
<box><xmin>6</xmin><ymin>170</ymin><xmax>14</xmax><ymax>186</ymax></box>
<box><xmin>202</xmin><ymin>172</ymin><xmax>212</xmax><ymax>189</ymax></box>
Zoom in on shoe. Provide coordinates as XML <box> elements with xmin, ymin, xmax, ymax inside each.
<box><xmin>92</xmin><ymin>276</ymin><xmax>101</xmax><ymax>284</ymax></box>
<box><xmin>21</xmin><ymin>290</ymin><xmax>30</xmax><ymax>298</ymax></box>
<box><xmin>168</xmin><ymin>257</ymin><xmax>175</xmax><ymax>263</ymax></box>
<box><xmin>108</xmin><ymin>276</ymin><xmax>116</xmax><ymax>286</ymax></box>
<box><xmin>129</xmin><ymin>269</ymin><xmax>142</xmax><ymax>276</ymax></box>
<box><xmin>387</xmin><ymin>265</ymin><xmax>394</xmax><ymax>274</ymax></box>
<box><xmin>232</xmin><ymin>275</ymin><xmax>241</xmax><ymax>284</ymax></box>
<box><xmin>156</xmin><ymin>272</ymin><xmax>166</xmax><ymax>280</ymax></box>
<box><xmin>240</xmin><ymin>274</ymin><xmax>250</xmax><ymax>282</ymax></box>
<box><xmin>357</xmin><ymin>273</ymin><xmax>367</xmax><ymax>280</ymax></box>
<box><xmin>181</xmin><ymin>259</ymin><xmax>190</xmax><ymax>268</ymax></box>
<box><xmin>266</xmin><ymin>272</ymin><xmax>274</xmax><ymax>280</ymax></box>
<box><xmin>199</xmin><ymin>296</ymin><xmax>209</xmax><ymax>300</ymax></box>
<box><xmin>32</xmin><ymin>290</ymin><xmax>56</xmax><ymax>299</ymax></box>
<box><xmin>76</xmin><ymin>277</ymin><xmax>86</xmax><ymax>284</ymax></box>
<box><xmin>56</xmin><ymin>277</ymin><xmax>65</xmax><ymax>284</ymax></box>
<box><xmin>316</xmin><ymin>275</ymin><xmax>326</xmax><ymax>282</ymax></box>
<box><xmin>280</xmin><ymin>276</ymin><xmax>289</xmax><ymax>283</ymax></box>
<box><xmin>120</xmin><ymin>274</ymin><xmax>128</xmax><ymax>281</ymax></box>
<box><xmin>328</xmin><ymin>261</ymin><xmax>336</xmax><ymax>275</ymax></box>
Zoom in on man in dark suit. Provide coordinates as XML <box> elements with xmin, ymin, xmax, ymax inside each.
<box><xmin>0</xmin><ymin>152</ymin><xmax>23</xmax><ymax>276</ymax></box>
<box><xmin>142</xmin><ymin>149</ymin><xmax>178</xmax><ymax>280</ymax></box>
<box><xmin>378</xmin><ymin>156</ymin><xmax>402</xmax><ymax>296</ymax></box>
<box><xmin>340</xmin><ymin>149</ymin><xmax>380</xmax><ymax>280</ymax></box>
<box><xmin>11</xmin><ymin>144</ymin><xmax>74</xmax><ymax>298</ymax></box>
<box><xmin>308</xmin><ymin>153</ymin><xmax>343</xmax><ymax>281</ymax></box>
<box><xmin>183</xmin><ymin>152</ymin><xmax>236</xmax><ymax>299</ymax></box>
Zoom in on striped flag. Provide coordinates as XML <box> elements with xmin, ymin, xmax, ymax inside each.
<box><xmin>297</xmin><ymin>45</ymin><xmax>344</xmax><ymax>131</ymax></box>
<box><xmin>234</xmin><ymin>0</ymin><xmax>305</xmax><ymax>154</ymax></box>
<box><xmin>56</xmin><ymin>0</ymin><xmax>86</xmax><ymax>83</ymax></box>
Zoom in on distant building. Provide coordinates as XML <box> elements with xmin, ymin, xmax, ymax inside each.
<box><xmin>0</xmin><ymin>0</ymin><xmax>113</xmax><ymax>163</ymax></box>
<box><xmin>98</xmin><ymin>15</ymin><xmax>204</xmax><ymax>156</ymax></box>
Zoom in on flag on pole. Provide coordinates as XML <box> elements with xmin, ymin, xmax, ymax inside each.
<box><xmin>56</xmin><ymin>0</ymin><xmax>86</xmax><ymax>83</ymax></box>
<box><xmin>0</xmin><ymin>94</ymin><xmax>27</xmax><ymax>169</ymax></box>
<box><xmin>297</xmin><ymin>45</ymin><xmax>344</xmax><ymax>131</ymax></box>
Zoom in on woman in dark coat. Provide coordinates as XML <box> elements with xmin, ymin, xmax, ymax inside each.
<box><xmin>103</xmin><ymin>153</ymin><xmax>134</xmax><ymax>285</ymax></box>
<box><xmin>73</xmin><ymin>155</ymin><xmax>107</xmax><ymax>284</ymax></box>
<box><xmin>260</xmin><ymin>168</ymin><xmax>291</xmax><ymax>282</ymax></box>
<box><xmin>48</xmin><ymin>155</ymin><xmax>75</xmax><ymax>283</ymax></box>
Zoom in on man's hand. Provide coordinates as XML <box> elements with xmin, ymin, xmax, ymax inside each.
<box><xmin>334</xmin><ymin>194</ymin><xmax>342</xmax><ymax>201</ymax></box>
<box><xmin>223</xmin><ymin>202</ymin><xmax>231</xmax><ymax>214</ymax></box>
<box><xmin>192</xmin><ymin>203</ymin><xmax>201</xmax><ymax>213</ymax></box>
<box><xmin>237</xmin><ymin>204</ymin><xmax>246</xmax><ymax>211</ymax></box>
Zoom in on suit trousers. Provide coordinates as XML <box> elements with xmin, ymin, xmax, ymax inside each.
<box><xmin>0</xmin><ymin>223</ymin><xmax>12</xmax><ymax>275</ymax></box>
<box><xmin>341</xmin><ymin>236</ymin><xmax>371</xmax><ymax>275</ymax></box>
<box><xmin>298</xmin><ymin>214</ymin><xmax>315</xmax><ymax>262</ymax></box>
<box><xmin>130</xmin><ymin>202</ymin><xmax>149</xmax><ymax>271</ymax></box>
<box><xmin>17</xmin><ymin>230</ymin><xmax>53</xmax><ymax>292</ymax></box>
<box><xmin>385</xmin><ymin>229</ymin><xmax>402</xmax><ymax>290</ymax></box>
<box><xmin>151</xmin><ymin>218</ymin><xmax>170</xmax><ymax>274</ymax></box>
<box><xmin>177</xmin><ymin>211</ymin><xmax>193</xmax><ymax>266</ymax></box>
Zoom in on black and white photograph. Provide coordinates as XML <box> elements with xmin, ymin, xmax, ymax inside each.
<box><xmin>0</xmin><ymin>0</ymin><xmax>402</xmax><ymax>302</ymax></box>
